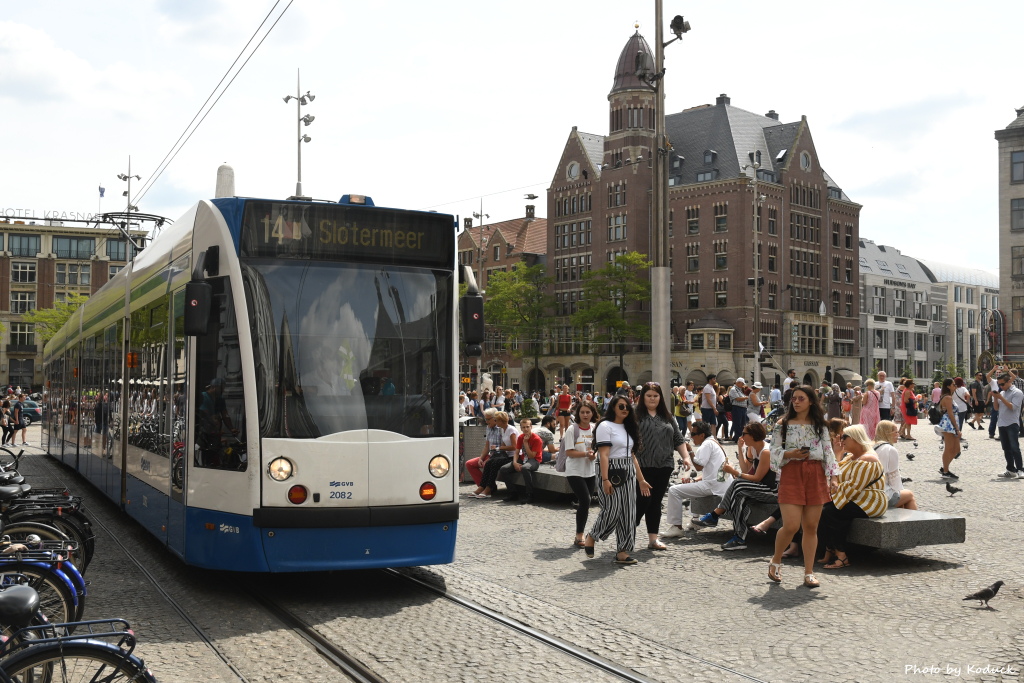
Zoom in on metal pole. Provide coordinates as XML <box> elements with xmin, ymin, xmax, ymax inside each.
<box><xmin>296</xmin><ymin>69</ymin><xmax>302</xmax><ymax>198</ymax></box>
<box><xmin>650</xmin><ymin>0</ymin><xmax>671</xmax><ymax>390</ymax></box>
<box><xmin>752</xmin><ymin>165</ymin><xmax>761</xmax><ymax>386</ymax></box>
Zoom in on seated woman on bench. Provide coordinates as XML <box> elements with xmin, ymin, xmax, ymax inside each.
<box><xmin>690</xmin><ymin>422</ymin><xmax>777</xmax><ymax>551</ymax></box>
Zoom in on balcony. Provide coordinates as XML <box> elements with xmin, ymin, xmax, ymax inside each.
<box><xmin>6</xmin><ymin>344</ymin><xmax>37</xmax><ymax>354</ymax></box>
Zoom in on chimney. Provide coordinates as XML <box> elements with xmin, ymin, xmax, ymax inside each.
<box><xmin>525</xmin><ymin>205</ymin><xmax>535</xmax><ymax>219</ymax></box>
<box><xmin>1016</xmin><ymin>105</ymin><xmax>1024</xmax><ymax>118</ymax></box>
<box><xmin>765</xmin><ymin>109</ymin><xmax>779</xmax><ymax>121</ymax></box>
<box><xmin>716</xmin><ymin>93</ymin><xmax>730</xmax><ymax>106</ymax></box>
<box><xmin>463</xmin><ymin>217</ymin><xmax>473</xmax><ymax>231</ymax></box>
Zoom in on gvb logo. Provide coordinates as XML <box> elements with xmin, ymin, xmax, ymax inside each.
<box><xmin>219</xmin><ymin>523</ymin><xmax>240</xmax><ymax>534</ymax></box>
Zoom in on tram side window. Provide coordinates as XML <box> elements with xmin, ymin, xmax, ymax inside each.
<box><xmin>193</xmin><ymin>277</ymin><xmax>246</xmax><ymax>471</ymax></box>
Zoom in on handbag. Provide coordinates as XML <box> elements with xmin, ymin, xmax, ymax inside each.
<box><xmin>604</xmin><ymin>432</ymin><xmax>633</xmax><ymax>488</ymax></box>
<box><xmin>554</xmin><ymin>424</ymin><xmax>580</xmax><ymax>473</ymax></box>
<box><xmin>928</xmin><ymin>403</ymin><xmax>942</xmax><ymax>425</ymax></box>
<box><xmin>905</xmin><ymin>394</ymin><xmax>918</xmax><ymax>417</ymax></box>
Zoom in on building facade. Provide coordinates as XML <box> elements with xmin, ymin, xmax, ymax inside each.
<box><xmin>538</xmin><ymin>31</ymin><xmax>863</xmax><ymax>394</ymax></box>
<box><xmin>996</xmin><ymin>105</ymin><xmax>1024</xmax><ymax>360</ymax></box>
<box><xmin>858</xmin><ymin>239</ymin><xmax>998</xmax><ymax>384</ymax></box>
<box><xmin>0</xmin><ymin>217</ymin><xmax>145</xmax><ymax>390</ymax></box>
<box><xmin>456</xmin><ymin>208</ymin><xmax>547</xmax><ymax>391</ymax></box>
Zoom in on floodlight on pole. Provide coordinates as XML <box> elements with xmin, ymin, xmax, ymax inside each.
<box><xmin>283</xmin><ymin>69</ymin><xmax>314</xmax><ymax>199</ymax></box>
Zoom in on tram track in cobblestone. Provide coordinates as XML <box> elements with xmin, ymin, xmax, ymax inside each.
<box><xmin>382</xmin><ymin>567</ymin><xmax>659</xmax><ymax>683</ymax></box>
<box><xmin>241</xmin><ymin>587</ymin><xmax>388</xmax><ymax>683</ymax></box>
<box><xmin>386</xmin><ymin>567</ymin><xmax>772</xmax><ymax>683</ymax></box>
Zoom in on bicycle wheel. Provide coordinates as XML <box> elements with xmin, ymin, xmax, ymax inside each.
<box><xmin>1</xmin><ymin>567</ymin><xmax>77</xmax><ymax>625</ymax></box>
<box><xmin>2</xmin><ymin>642</ymin><xmax>155</xmax><ymax>682</ymax></box>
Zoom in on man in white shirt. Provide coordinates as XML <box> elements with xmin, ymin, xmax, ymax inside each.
<box><xmin>661</xmin><ymin>421</ymin><xmax>733</xmax><ymax>537</ymax></box>
<box><xmin>728</xmin><ymin>378</ymin><xmax>749</xmax><ymax>441</ymax></box>
<box><xmin>700</xmin><ymin>375</ymin><xmax>719</xmax><ymax>426</ymax></box>
<box><xmin>769</xmin><ymin>384</ymin><xmax>782</xmax><ymax>407</ymax></box>
<box><xmin>782</xmin><ymin>369</ymin><xmax>798</xmax><ymax>399</ymax></box>
<box><xmin>991</xmin><ymin>373</ymin><xmax>1024</xmax><ymax>478</ymax></box>
<box><xmin>877</xmin><ymin>371</ymin><xmax>895</xmax><ymax>421</ymax></box>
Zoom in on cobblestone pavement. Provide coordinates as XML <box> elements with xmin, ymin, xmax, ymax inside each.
<box><xmin>13</xmin><ymin>422</ymin><xmax>1024</xmax><ymax>682</ymax></box>
<box><xmin>445</xmin><ymin>425</ymin><xmax>1024</xmax><ymax>682</ymax></box>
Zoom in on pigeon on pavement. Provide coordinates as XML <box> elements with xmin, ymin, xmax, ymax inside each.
<box><xmin>906</xmin><ymin>453</ymin><xmax>916</xmax><ymax>461</ymax></box>
<box><xmin>963</xmin><ymin>581</ymin><xmax>1004</xmax><ymax>608</ymax></box>
<box><xmin>902</xmin><ymin>477</ymin><xmax>912</xmax><ymax>483</ymax></box>
<box><xmin>946</xmin><ymin>482</ymin><xmax>962</xmax><ymax>496</ymax></box>
<box><xmin>913</xmin><ymin>441</ymin><xmax>918</xmax><ymax>448</ymax></box>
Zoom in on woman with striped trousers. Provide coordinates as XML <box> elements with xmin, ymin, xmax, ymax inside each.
<box><xmin>583</xmin><ymin>396</ymin><xmax>651</xmax><ymax>565</ymax></box>
<box><xmin>691</xmin><ymin>422</ymin><xmax>777</xmax><ymax>551</ymax></box>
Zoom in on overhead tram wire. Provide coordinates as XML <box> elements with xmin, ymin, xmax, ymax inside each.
<box><xmin>132</xmin><ymin>0</ymin><xmax>295</xmax><ymax>207</ymax></box>
<box><xmin>418</xmin><ymin>179</ymin><xmax>549</xmax><ymax>212</ymax></box>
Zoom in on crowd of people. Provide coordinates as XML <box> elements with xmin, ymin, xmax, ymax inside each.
<box><xmin>463</xmin><ymin>365</ymin><xmax>1024</xmax><ymax>585</ymax></box>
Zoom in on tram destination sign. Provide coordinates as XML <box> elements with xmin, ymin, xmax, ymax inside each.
<box><xmin>239</xmin><ymin>201</ymin><xmax>453</xmax><ymax>266</ymax></box>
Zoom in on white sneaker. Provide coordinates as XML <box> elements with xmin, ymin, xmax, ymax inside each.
<box><xmin>998</xmin><ymin>470</ymin><xmax>1017</xmax><ymax>479</ymax></box>
<box><xmin>661</xmin><ymin>526</ymin><xmax>686</xmax><ymax>538</ymax></box>
<box><xmin>1018</xmin><ymin>471</ymin><xmax>1024</xmax><ymax>479</ymax></box>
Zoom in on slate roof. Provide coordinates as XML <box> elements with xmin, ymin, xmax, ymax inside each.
<box><xmin>918</xmin><ymin>260</ymin><xmax>998</xmax><ymax>287</ymax></box>
<box><xmin>519</xmin><ymin>218</ymin><xmax>549</xmax><ymax>255</ymax></box>
<box><xmin>1007</xmin><ymin>107</ymin><xmax>1024</xmax><ymax>130</ymax></box>
<box><xmin>664</xmin><ymin>96</ymin><xmax>852</xmax><ymax>201</ymax></box>
<box><xmin>609</xmin><ymin>32</ymin><xmax>656</xmax><ymax>96</ymax></box>
<box><xmin>858</xmin><ymin>239</ymin><xmax>932</xmax><ymax>283</ymax></box>
<box><xmin>577</xmin><ymin>130</ymin><xmax>605</xmax><ymax>175</ymax></box>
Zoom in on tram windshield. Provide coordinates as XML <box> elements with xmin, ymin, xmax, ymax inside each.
<box><xmin>241</xmin><ymin>260</ymin><xmax>453</xmax><ymax>439</ymax></box>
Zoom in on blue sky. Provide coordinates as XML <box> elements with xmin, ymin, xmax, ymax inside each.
<box><xmin>0</xmin><ymin>0</ymin><xmax>1019</xmax><ymax>273</ymax></box>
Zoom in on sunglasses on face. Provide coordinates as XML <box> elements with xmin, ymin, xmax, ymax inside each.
<box><xmin>615</xmin><ymin>403</ymin><xmax>630</xmax><ymax>410</ymax></box>
<box><xmin>840</xmin><ymin>435</ymin><xmax>849</xmax><ymax>441</ymax></box>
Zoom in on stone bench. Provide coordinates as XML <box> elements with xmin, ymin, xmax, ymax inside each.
<box><xmin>504</xmin><ymin>464</ymin><xmax>574</xmax><ymax>495</ymax></box>
<box><xmin>688</xmin><ymin>495</ymin><xmax>965</xmax><ymax>549</ymax></box>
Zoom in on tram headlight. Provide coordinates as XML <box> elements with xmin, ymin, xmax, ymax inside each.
<box><xmin>428</xmin><ymin>455</ymin><xmax>450</xmax><ymax>478</ymax></box>
<box><xmin>268</xmin><ymin>457</ymin><xmax>294</xmax><ymax>481</ymax></box>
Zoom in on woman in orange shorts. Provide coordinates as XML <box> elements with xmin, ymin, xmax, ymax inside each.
<box><xmin>767</xmin><ymin>385</ymin><xmax>839</xmax><ymax>588</ymax></box>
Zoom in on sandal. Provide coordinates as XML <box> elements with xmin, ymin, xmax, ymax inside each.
<box><xmin>647</xmin><ymin>541</ymin><xmax>667</xmax><ymax>551</ymax></box>
<box><xmin>768</xmin><ymin>561</ymin><xmax>782</xmax><ymax>583</ymax></box>
<box><xmin>614</xmin><ymin>555</ymin><xmax>638</xmax><ymax>565</ymax></box>
<box><xmin>804</xmin><ymin>572</ymin><xmax>820</xmax><ymax>588</ymax></box>
<box><xmin>824</xmin><ymin>557</ymin><xmax>851</xmax><ymax>569</ymax></box>
<box><xmin>572</xmin><ymin>539</ymin><xmax>586</xmax><ymax>548</ymax></box>
<box><xmin>583</xmin><ymin>536</ymin><xmax>595</xmax><ymax>558</ymax></box>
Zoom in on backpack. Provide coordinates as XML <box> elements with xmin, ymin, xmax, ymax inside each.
<box><xmin>722</xmin><ymin>393</ymin><xmax>733</xmax><ymax>411</ymax></box>
<box><xmin>928</xmin><ymin>403</ymin><xmax>943</xmax><ymax>425</ymax></box>
<box><xmin>554</xmin><ymin>423</ymin><xmax>581</xmax><ymax>473</ymax></box>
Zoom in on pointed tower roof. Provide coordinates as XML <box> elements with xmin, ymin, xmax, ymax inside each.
<box><xmin>609</xmin><ymin>31</ymin><xmax>655</xmax><ymax>97</ymax></box>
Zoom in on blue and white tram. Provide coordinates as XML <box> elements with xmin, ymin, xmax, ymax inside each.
<box><xmin>42</xmin><ymin>195</ymin><xmax>480</xmax><ymax>571</ymax></box>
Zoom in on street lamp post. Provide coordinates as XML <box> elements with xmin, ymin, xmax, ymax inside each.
<box><xmin>638</xmin><ymin>5</ymin><xmax>690</xmax><ymax>390</ymax></box>
<box><xmin>283</xmin><ymin>69</ymin><xmax>315</xmax><ymax>200</ymax></box>
<box><xmin>472</xmin><ymin>202</ymin><xmax>489</xmax><ymax>385</ymax></box>
<box><xmin>743</xmin><ymin>161</ymin><xmax>766</xmax><ymax>384</ymax></box>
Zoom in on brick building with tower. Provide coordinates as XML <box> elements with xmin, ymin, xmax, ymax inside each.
<box><xmin>539</xmin><ymin>31</ymin><xmax>863</xmax><ymax>394</ymax></box>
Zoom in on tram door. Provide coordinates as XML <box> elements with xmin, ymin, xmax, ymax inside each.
<box><xmin>167</xmin><ymin>288</ymin><xmax>188</xmax><ymax>555</ymax></box>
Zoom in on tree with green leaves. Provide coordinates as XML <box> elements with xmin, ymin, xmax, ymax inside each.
<box><xmin>482</xmin><ymin>264</ymin><xmax>555</xmax><ymax>385</ymax></box>
<box><xmin>20</xmin><ymin>293</ymin><xmax>89</xmax><ymax>346</ymax></box>
<box><xmin>931</xmin><ymin>358</ymin><xmax>968</xmax><ymax>384</ymax></box>
<box><xmin>572</xmin><ymin>251</ymin><xmax>652</xmax><ymax>375</ymax></box>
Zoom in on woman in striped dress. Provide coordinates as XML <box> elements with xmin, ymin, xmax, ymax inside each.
<box><xmin>818</xmin><ymin>424</ymin><xmax>887</xmax><ymax>569</ymax></box>
<box><xmin>583</xmin><ymin>397</ymin><xmax>652</xmax><ymax>565</ymax></box>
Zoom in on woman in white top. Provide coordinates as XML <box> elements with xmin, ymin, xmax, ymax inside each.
<box><xmin>582</xmin><ymin>397</ymin><xmax>651</xmax><ymax>565</ymax></box>
<box><xmin>951</xmin><ymin>377</ymin><xmax>970</xmax><ymax>430</ymax></box>
<box><xmin>747</xmin><ymin>383</ymin><xmax>766</xmax><ymax>424</ymax></box>
<box><xmin>873</xmin><ymin>420</ymin><xmax>918</xmax><ymax>509</ymax></box>
<box><xmin>564</xmin><ymin>400</ymin><xmax>599</xmax><ymax>548</ymax></box>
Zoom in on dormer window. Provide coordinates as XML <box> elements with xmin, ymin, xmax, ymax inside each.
<box><xmin>703</xmin><ymin>150</ymin><xmax>717</xmax><ymax>164</ymax></box>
